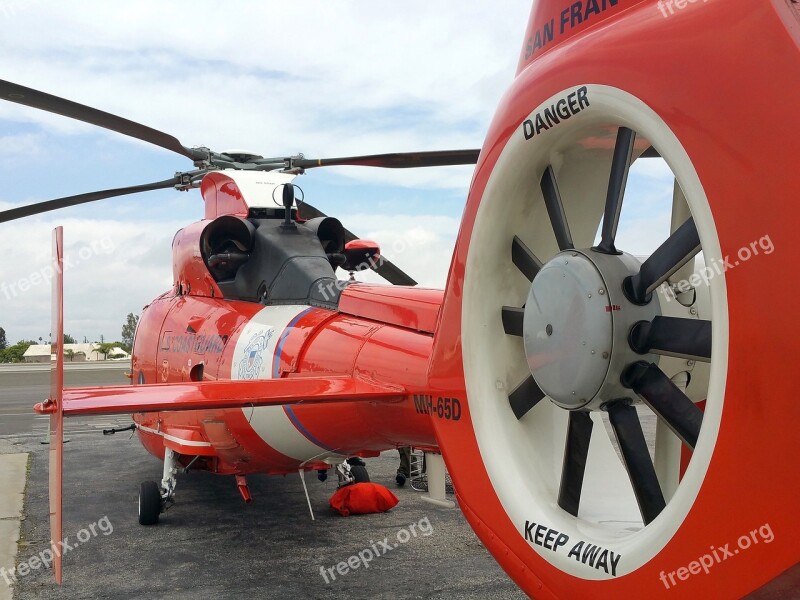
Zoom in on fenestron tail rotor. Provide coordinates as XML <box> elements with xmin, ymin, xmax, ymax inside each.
<box><xmin>496</xmin><ymin>123</ymin><xmax>708</xmax><ymax>527</ymax></box>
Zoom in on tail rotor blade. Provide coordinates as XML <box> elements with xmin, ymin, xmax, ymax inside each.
<box><xmin>624</xmin><ymin>218</ymin><xmax>701</xmax><ymax>304</ymax></box>
<box><xmin>507</xmin><ymin>375</ymin><xmax>545</xmax><ymax>420</ymax></box>
<box><xmin>541</xmin><ymin>165</ymin><xmax>574</xmax><ymax>251</ymax></box>
<box><xmin>557</xmin><ymin>411</ymin><xmax>594</xmax><ymax>517</ymax></box>
<box><xmin>594</xmin><ymin>127</ymin><xmax>635</xmax><ymax>254</ymax></box>
<box><xmin>511</xmin><ymin>236</ymin><xmax>542</xmax><ymax>282</ymax></box>
<box><xmin>629</xmin><ymin>317</ymin><xmax>712</xmax><ymax>362</ymax></box>
<box><xmin>623</xmin><ymin>362</ymin><xmax>704</xmax><ymax>449</ymax></box>
<box><xmin>607</xmin><ymin>401</ymin><xmax>666</xmax><ymax>525</ymax></box>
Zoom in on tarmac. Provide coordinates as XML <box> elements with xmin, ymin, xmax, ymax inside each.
<box><xmin>0</xmin><ymin>453</ymin><xmax>27</xmax><ymax>600</ymax></box>
<box><xmin>0</xmin><ymin>364</ymin><xmax>527</xmax><ymax>600</ymax></box>
<box><xmin>1</xmin><ymin>364</ymin><xmax>795</xmax><ymax>599</ymax></box>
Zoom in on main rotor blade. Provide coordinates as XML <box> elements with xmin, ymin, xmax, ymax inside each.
<box><xmin>623</xmin><ymin>362</ymin><xmax>703</xmax><ymax>449</ymax></box>
<box><xmin>557</xmin><ymin>411</ymin><xmax>593</xmax><ymax>517</ymax></box>
<box><xmin>293</xmin><ymin>149</ymin><xmax>480</xmax><ymax>170</ymax></box>
<box><xmin>595</xmin><ymin>127</ymin><xmax>635</xmax><ymax>254</ymax></box>
<box><xmin>629</xmin><ymin>316</ymin><xmax>712</xmax><ymax>362</ymax></box>
<box><xmin>299</xmin><ymin>201</ymin><xmax>417</xmax><ymax>286</ymax></box>
<box><xmin>0</xmin><ymin>176</ymin><xmax>182</xmax><ymax>223</ymax></box>
<box><xmin>607</xmin><ymin>401</ymin><xmax>666</xmax><ymax>525</ymax></box>
<box><xmin>0</xmin><ymin>79</ymin><xmax>206</xmax><ymax>161</ymax></box>
<box><xmin>540</xmin><ymin>165</ymin><xmax>574</xmax><ymax>251</ymax></box>
<box><xmin>624</xmin><ymin>217</ymin><xmax>701</xmax><ymax>304</ymax></box>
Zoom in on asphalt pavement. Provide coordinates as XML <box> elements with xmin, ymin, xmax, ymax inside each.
<box><xmin>0</xmin><ymin>364</ymin><xmax>527</xmax><ymax>600</ymax></box>
<box><xmin>0</xmin><ymin>364</ymin><xmax>796</xmax><ymax>599</ymax></box>
<box><xmin>0</xmin><ymin>363</ymin><xmax>131</xmax><ymax>437</ymax></box>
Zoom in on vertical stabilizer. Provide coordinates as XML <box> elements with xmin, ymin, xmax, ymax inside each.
<box><xmin>34</xmin><ymin>226</ymin><xmax>64</xmax><ymax>583</ymax></box>
<box><xmin>49</xmin><ymin>226</ymin><xmax>64</xmax><ymax>583</ymax></box>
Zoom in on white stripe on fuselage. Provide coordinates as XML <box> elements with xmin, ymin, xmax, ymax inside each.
<box><xmin>232</xmin><ymin>305</ymin><xmax>342</xmax><ymax>463</ymax></box>
<box><xmin>138</xmin><ymin>424</ymin><xmax>213</xmax><ymax>447</ymax></box>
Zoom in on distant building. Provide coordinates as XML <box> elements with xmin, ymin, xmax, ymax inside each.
<box><xmin>21</xmin><ymin>345</ymin><xmax>51</xmax><ymax>363</ymax></box>
<box><xmin>22</xmin><ymin>343</ymin><xmax>130</xmax><ymax>363</ymax></box>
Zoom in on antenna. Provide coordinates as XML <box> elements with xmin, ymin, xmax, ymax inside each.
<box><xmin>281</xmin><ymin>183</ymin><xmax>296</xmax><ymax>230</ymax></box>
<box><xmin>299</xmin><ymin>469</ymin><xmax>315</xmax><ymax>520</ymax></box>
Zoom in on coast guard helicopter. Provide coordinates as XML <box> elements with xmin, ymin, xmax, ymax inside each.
<box><xmin>1</xmin><ymin>0</ymin><xmax>798</xmax><ymax>597</ymax></box>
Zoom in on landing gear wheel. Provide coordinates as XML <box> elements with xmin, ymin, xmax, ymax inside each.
<box><xmin>350</xmin><ymin>465</ymin><xmax>370</xmax><ymax>483</ymax></box>
<box><xmin>138</xmin><ymin>481</ymin><xmax>162</xmax><ymax>526</ymax></box>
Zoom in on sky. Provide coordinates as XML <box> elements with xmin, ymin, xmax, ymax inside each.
<box><xmin>0</xmin><ymin>0</ymin><xmax>674</xmax><ymax>345</ymax></box>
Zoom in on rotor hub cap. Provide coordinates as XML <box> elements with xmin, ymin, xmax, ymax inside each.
<box><xmin>523</xmin><ymin>252</ymin><xmax>612</xmax><ymax>409</ymax></box>
<box><xmin>523</xmin><ymin>249</ymin><xmax>661</xmax><ymax>412</ymax></box>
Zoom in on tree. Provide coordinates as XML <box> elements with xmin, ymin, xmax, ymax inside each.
<box><xmin>0</xmin><ymin>327</ymin><xmax>6</xmax><ymax>350</ymax></box>
<box><xmin>121</xmin><ymin>313</ymin><xmax>139</xmax><ymax>353</ymax></box>
<box><xmin>64</xmin><ymin>333</ymin><xmax>76</xmax><ymax>344</ymax></box>
<box><xmin>64</xmin><ymin>349</ymin><xmax>75</xmax><ymax>362</ymax></box>
<box><xmin>94</xmin><ymin>342</ymin><xmax>117</xmax><ymax>360</ymax></box>
<box><xmin>0</xmin><ymin>340</ymin><xmax>35</xmax><ymax>363</ymax></box>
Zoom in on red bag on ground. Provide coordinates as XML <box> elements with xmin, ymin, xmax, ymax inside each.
<box><xmin>329</xmin><ymin>482</ymin><xmax>399</xmax><ymax>516</ymax></box>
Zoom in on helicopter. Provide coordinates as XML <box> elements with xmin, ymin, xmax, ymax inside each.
<box><xmin>2</xmin><ymin>0</ymin><xmax>799</xmax><ymax>597</ymax></box>
<box><xmin>0</xmin><ymin>76</ymin><xmax>479</xmax><ymax>578</ymax></box>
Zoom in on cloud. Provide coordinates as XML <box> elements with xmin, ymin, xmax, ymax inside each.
<box><xmin>0</xmin><ymin>210</ymin><xmax>460</xmax><ymax>343</ymax></box>
<box><xmin>0</xmin><ymin>132</ymin><xmax>45</xmax><ymax>166</ymax></box>
<box><xmin>0</xmin><ymin>1</ymin><xmax>689</xmax><ymax>346</ymax></box>
<box><xmin>0</xmin><ymin>2</ymin><xmax>528</xmax><ymax>176</ymax></box>
<box><xmin>337</xmin><ymin>214</ymin><xmax>461</xmax><ymax>288</ymax></box>
<box><xmin>0</xmin><ymin>2</ymin><xmax>530</xmax><ymax>342</ymax></box>
<box><xmin>0</xmin><ymin>216</ymin><xmax>183</xmax><ymax>343</ymax></box>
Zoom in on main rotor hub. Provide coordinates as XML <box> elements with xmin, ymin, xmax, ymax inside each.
<box><xmin>523</xmin><ymin>249</ymin><xmax>660</xmax><ymax>411</ymax></box>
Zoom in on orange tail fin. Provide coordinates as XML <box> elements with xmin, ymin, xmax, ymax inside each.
<box><xmin>33</xmin><ymin>226</ymin><xmax>64</xmax><ymax>584</ymax></box>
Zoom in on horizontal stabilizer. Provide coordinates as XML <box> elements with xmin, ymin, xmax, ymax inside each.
<box><xmin>35</xmin><ymin>376</ymin><xmax>405</xmax><ymax>417</ymax></box>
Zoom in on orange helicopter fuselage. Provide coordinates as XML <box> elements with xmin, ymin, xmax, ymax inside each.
<box><xmin>129</xmin><ymin>170</ymin><xmax>444</xmax><ymax>475</ymax></box>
